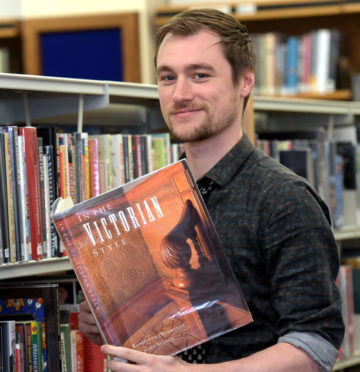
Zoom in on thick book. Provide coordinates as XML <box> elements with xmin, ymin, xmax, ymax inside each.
<box><xmin>52</xmin><ymin>159</ymin><xmax>252</xmax><ymax>356</ymax></box>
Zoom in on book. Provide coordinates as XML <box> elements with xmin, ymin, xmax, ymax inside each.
<box><xmin>0</xmin><ymin>132</ymin><xmax>10</xmax><ymax>263</ymax></box>
<box><xmin>19</xmin><ymin>126</ymin><xmax>44</xmax><ymax>260</ymax></box>
<box><xmin>0</xmin><ymin>320</ymin><xmax>16</xmax><ymax>372</ymax></box>
<box><xmin>52</xmin><ymin>159</ymin><xmax>252</xmax><ymax>356</ymax></box>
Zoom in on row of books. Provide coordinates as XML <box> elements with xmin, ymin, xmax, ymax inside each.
<box><xmin>0</xmin><ymin>284</ymin><xmax>60</xmax><ymax>372</ymax></box>
<box><xmin>0</xmin><ymin>319</ymin><xmax>46</xmax><ymax>372</ymax></box>
<box><xmin>252</xmin><ymin>28</ymin><xmax>341</xmax><ymax>96</ymax></box>
<box><xmin>0</xmin><ymin>282</ymin><xmax>107</xmax><ymax>372</ymax></box>
<box><xmin>0</xmin><ymin>126</ymin><xmax>182</xmax><ymax>265</ymax></box>
<box><xmin>256</xmin><ymin>125</ymin><xmax>360</xmax><ymax>230</ymax></box>
<box><xmin>59</xmin><ymin>306</ymin><xmax>106</xmax><ymax>372</ymax></box>
<box><xmin>256</xmin><ymin>130</ymin><xmax>344</xmax><ymax>229</ymax></box>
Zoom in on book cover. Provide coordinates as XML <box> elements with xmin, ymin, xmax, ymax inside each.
<box><xmin>52</xmin><ymin>159</ymin><xmax>252</xmax><ymax>356</ymax></box>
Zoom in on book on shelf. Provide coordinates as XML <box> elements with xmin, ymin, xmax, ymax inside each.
<box><xmin>52</xmin><ymin>159</ymin><xmax>252</xmax><ymax>355</ymax></box>
<box><xmin>0</xmin><ymin>283</ymin><xmax>61</xmax><ymax>372</ymax></box>
<box><xmin>0</xmin><ymin>320</ymin><xmax>16</xmax><ymax>372</ymax></box>
<box><xmin>257</xmin><ymin>129</ymin><xmax>343</xmax><ymax>228</ymax></box>
<box><xmin>19</xmin><ymin>126</ymin><xmax>44</xmax><ymax>261</ymax></box>
<box><xmin>337</xmin><ymin>265</ymin><xmax>355</xmax><ymax>360</ymax></box>
<box><xmin>0</xmin><ymin>125</ymin><xmax>182</xmax><ymax>265</ymax></box>
<box><xmin>252</xmin><ymin>28</ymin><xmax>341</xmax><ymax>96</ymax></box>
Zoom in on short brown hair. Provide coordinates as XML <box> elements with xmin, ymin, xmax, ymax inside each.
<box><xmin>154</xmin><ymin>8</ymin><xmax>256</xmax><ymax>86</ymax></box>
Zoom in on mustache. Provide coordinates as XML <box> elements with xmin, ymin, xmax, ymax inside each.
<box><xmin>169</xmin><ymin>103</ymin><xmax>206</xmax><ymax>113</ymax></box>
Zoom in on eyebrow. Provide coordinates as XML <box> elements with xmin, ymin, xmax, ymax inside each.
<box><xmin>157</xmin><ymin>63</ymin><xmax>216</xmax><ymax>76</ymax></box>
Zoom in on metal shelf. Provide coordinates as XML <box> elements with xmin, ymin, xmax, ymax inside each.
<box><xmin>334</xmin><ymin>354</ymin><xmax>360</xmax><ymax>370</ymax></box>
<box><xmin>0</xmin><ymin>73</ymin><xmax>162</xmax><ymax>125</ymax></box>
<box><xmin>0</xmin><ymin>73</ymin><xmax>109</xmax><ymax>123</ymax></box>
<box><xmin>334</xmin><ymin>226</ymin><xmax>360</xmax><ymax>241</ymax></box>
<box><xmin>254</xmin><ymin>95</ymin><xmax>360</xmax><ymax>116</ymax></box>
<box><xmin>0</xmin><ymin>257</ymin><xmax>72</xmax><ymax>280</ymax></box>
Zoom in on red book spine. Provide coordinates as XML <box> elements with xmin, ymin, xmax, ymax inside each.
<box><xmin>83</xmin><ymin>338</ymin><xmax>105</xmax><ymax>372</ymax></box>
<box><xmin>19</xmin><ymin>127</ymin><xmax>43</xmax><ymax>260</ymax></box>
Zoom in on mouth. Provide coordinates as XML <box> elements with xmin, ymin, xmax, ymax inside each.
<box><xmin>171</xmin><ymin>108</ymin><xmax>203</xmax><ymax>118</ymax></box>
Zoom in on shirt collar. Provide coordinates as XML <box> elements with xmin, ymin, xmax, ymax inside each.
<box><xmin>203</xmin><ymin>134</ymin><xmax>254</xmax><ymax>188</ymax></box>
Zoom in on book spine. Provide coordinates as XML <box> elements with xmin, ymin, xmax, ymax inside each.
<box><xmin>3</xmin><ymin>131</ymin><xmax>17</xmax><ymax>262</ymax></box>
<box><xmin>19</xmin><ymin>127</ymin><xmax>43</xmax><ymax>261</ymax></box>
<box><xmin>41</xmin><ymin>321</ymin><xmax>47</xmax><ymax>372</ymax></box>
<box><xmin>37</xmin><ymin>138</ymin><xmax>46</xmax><ymax>259</ymax></box>
<box><xmin>31</xmin><ymin>320</ymin><xmax>41</xmax><ymax>372</ymax></box>
<box><xmin>42</xmin><ymin>152</ymin><xmax>52</xmax><ymax>259</ymax></box>
<box><xmin>82</xmin><ymin>134</ymin><xmax>90</xmax><ymax>201</ymax></box>
<box><xmin>0</xmin><ymin>132</ymin><xmax>10</xmax><ymax>263</ymax></box>
<box><xmin>7</xmin><ymin>127</ymin><xmax>23</xmax><ymax>262</ymax></box>
<box><xmin>25</xmin><ymin>322</ymin><xmax>34</xmax><ymax>372</ymax></box>
<box><xmin>83</xmin><ymin>339</ymin><xmax>105</xmax><ymax>372</ymax></box>
<box><xmin>60</xmin><ymin>324</ymin><xmax>71</xmax><ymax>372</ymax></box>
<box><xmin>15</xmin><ymin>323</ymin><xmax>26</xmax><ymax>372</ymax></box>
<box><xmin>74</xmin><ymin>133</ymin><xmax>83</xmax><ymax>203</ymax></box>
<box><xmin>88</xmin><ymin>139</ymin><xmax>100</xmax><ymax>198</ymax></box>
<box><xmin>16</xmin><ymin>135</ymin><xmax>31</xmax><ymax>261</ymax></box>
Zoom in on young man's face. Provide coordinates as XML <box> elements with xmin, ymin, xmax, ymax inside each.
<box><xmin>156</xmin><ymin>29</ymin><xmax>249</xmax><ymax>143</ymax></box>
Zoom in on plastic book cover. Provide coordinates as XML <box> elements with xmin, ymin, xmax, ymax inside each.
<box><xmin>52</xmin><ymin>159</ymin><xmax>252</xmax><ymax>355</ymax></box>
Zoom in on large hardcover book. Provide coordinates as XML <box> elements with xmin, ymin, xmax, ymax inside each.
<box><xmin>52</xmin><ymin>159</ymin><xmax>252</xmax><ymax>355</ymax></box>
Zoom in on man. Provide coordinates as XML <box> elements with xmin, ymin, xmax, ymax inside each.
<box><xmin>79</xmin><ymin>8</ymin><xmax>344</xmax><ymax>371</ymax></box>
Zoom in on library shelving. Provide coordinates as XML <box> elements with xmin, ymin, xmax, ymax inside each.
<box><xmin>155</xmin><ymin>0</ymin><xmax>360</xmax><ymax>101</ymax></box>
<box><xmin>1</xmin><ymin>73</ymin><xmax>360</xmax><ymax>370</ymax></box>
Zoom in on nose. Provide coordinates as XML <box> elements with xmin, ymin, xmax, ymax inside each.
<box><xmin>172</xmin><ymin>77</ymin><xmax>193</xmax><ymax>103</ymax></box>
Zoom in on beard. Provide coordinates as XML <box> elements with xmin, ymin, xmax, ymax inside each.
<box><xmin>166</xmin><ymin>104</ymin><xmax>238</xmax><ymax>143</ymax></box>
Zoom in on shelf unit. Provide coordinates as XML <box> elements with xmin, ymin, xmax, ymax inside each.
<box><xmin>0</xmin><ymin>73</ymin><xmax>359</xmax><ymax>370</ymax></box>
<box><xmin>155</xmin><ymin>1</ymin><xmax>360</xmax><ymax>100</ymax></box>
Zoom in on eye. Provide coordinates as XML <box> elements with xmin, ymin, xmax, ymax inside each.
<box><xmin>192</xmin><ymin>72</ymin><xmax>210</xmax><ymax>81</ymax></box>
<box><xmin>159</xmin><ymin>74</ymin><xmax>176</xmax><ymax>83</ymax></box>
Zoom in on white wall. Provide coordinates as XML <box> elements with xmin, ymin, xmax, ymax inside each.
<box><xmin>0</xmin><ymin>0</ymin><xmax>22</xmax><ymax>18</ymax></box>
<box><xmin>0</xmin><ymin>0</ymin><xmax>167</xmax><ymax>83</ymax></box>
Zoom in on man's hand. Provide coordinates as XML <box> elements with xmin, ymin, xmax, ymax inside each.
<box><xmin>101</xmin><ymin>345</ymin><xmax>194</xmax><ymax>372</ymax></box>
<box><xmin>78</xmin><ymin>300</ymin><xmax>102</xmax><ymax>345</ymax></box>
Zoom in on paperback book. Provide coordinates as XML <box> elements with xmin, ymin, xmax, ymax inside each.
<box><xmin>52</xmin><ymin>159</ymin><xmax>252</xmax><ymax>355</ymax></box>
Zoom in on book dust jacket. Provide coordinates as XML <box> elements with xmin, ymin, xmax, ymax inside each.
<box><xmin>52</xmin><ymin>159</ymin><xmax>252</xmax><ymax>355</ymax></box>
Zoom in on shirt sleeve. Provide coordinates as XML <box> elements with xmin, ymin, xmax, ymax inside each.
<box><xmin>279</xmin><ymin>331</ymin><xmax>339</xmax><ymax>372</ymax></box>
<box><xmin>262</xmin><ymin>179</ymin><xmax>344</xmax><ymax>349</ymax></box>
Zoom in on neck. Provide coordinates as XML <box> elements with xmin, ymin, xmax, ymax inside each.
<box><xmin>184</xmin><ymin>126</ymin><xmax>243</xmax><ymax>180</ymax></box>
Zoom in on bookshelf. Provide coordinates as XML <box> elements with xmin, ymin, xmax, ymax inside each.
<box><xmin>154</xmin><ymin>1</ymin><xmax>360</xmax><ymax>100</ymax></box>
<box><xmin>0</xmin><ymin>73</ymin><xmax>360</xmax><ymax>369</ymax></box>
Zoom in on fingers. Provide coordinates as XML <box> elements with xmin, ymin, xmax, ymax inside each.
<box><xmin>78</xmin><ymin>300</ymin><xmax>102</xmax><ymax>345</ymax></box>
<box><xmin>101</xmin><ymin>345</ymin><xmax>156</xmax><ymax>365</ymax></box>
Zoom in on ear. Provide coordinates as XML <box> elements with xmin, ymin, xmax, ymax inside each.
<box><xmin>240</xmin><ymin>69</ymin><xmax>255</xmax><ymax>97</ymax></box>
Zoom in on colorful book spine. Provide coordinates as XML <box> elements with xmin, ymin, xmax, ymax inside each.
<box><xmin>19</xmin><ymin>126</ymin><xmax>43</xmax><ymax>260</ymax></box>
